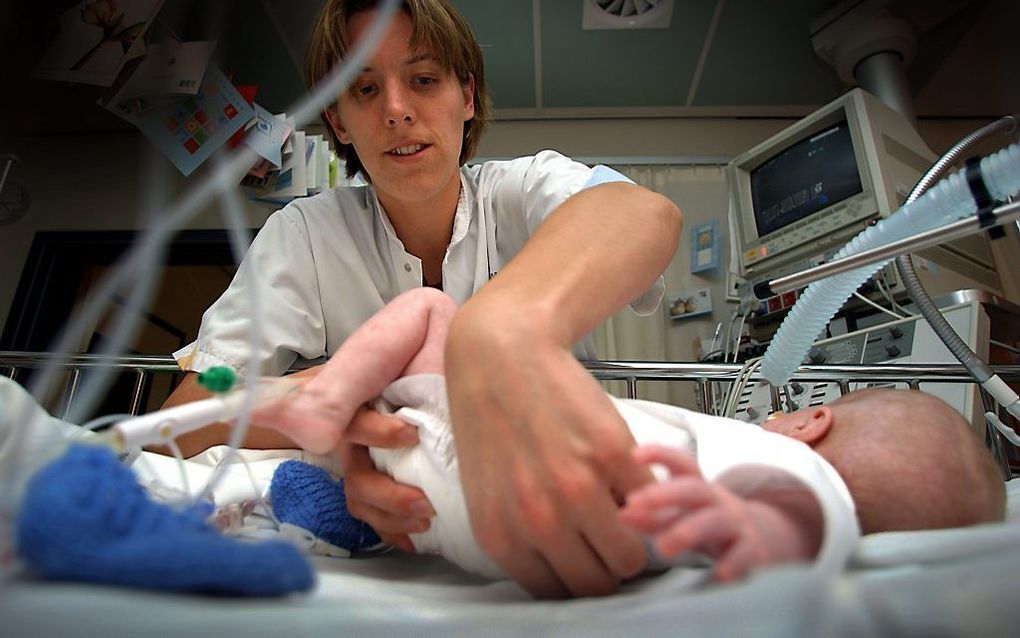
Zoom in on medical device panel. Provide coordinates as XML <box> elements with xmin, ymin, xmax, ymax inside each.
<box><xmin>725</xmin><ymin>300</ymin><xmax>988</xmax><ymax>433</ymax></box>
<box><xmin>728</xmin><ymin>89</ymin><xmax>1002</xmax><ymax>318</ymax></box>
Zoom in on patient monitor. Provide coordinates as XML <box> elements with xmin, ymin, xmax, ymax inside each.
<box><xmin>728</xmin><ymin>88</ymin><xmax>1003</xmax><ymax>322</ymax></box>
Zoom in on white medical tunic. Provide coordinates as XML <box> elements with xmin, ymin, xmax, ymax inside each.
<box><xmin>174</xmin><ymin>151</ymin><xmax>663</xmax><ymax>375</ymax></box>
<box><xmin>372</xmin><ymin>375</ymin><xmax>860</xmax><ymax>580</ymax></box>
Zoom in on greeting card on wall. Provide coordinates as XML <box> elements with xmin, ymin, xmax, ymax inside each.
<box><xmin>36</xmin><ymin>0</ymin><xmax>166</xmax><ymax>87</ymax></box>
<box><xmin>690</xmin><ymin>219</ymin><xmax>721</xmax><ymax>273</ymax></box>
<box><xmin>131</xmin><ymin>66</ymin><xmax>254</xmax><ymax>176</ymax></box>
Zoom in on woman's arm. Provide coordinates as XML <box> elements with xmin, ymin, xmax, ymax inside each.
<box><xmin>158</xmin><ymin>373</ymin><xmax>299</xmax><ymax>457</ymax></box>
<box><xmin>445</xmin><ymin>181</ymin><xmax>682</xmax><ymax>598</ymax></box>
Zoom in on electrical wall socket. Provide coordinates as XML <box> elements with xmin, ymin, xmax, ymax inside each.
<box><xmin>725</xmin><ymin>271</ymin><xmax>745</xmax><ymax>303</ymax></box>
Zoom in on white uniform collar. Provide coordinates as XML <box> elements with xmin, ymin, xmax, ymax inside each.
<box><xmin>366</xmin><ymin>170</ymin><xmax>475</xmax><ymax>256</ymax></box>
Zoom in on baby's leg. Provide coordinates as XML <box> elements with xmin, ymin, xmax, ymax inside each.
<box><xmin>323</xmin><ymin>286</ymin><xmax>456</xmax><ymax>385</ymax></box>
<box><xmin>255</xmin><ymin>288</ymin><xmax>457</xmax><ymax>454</ymax></box>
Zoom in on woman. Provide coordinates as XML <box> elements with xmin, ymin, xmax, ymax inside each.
<box><xmin>164</xmin><ymin>0</ymin><xmax>681</xmax><ymax>598</ymax></box>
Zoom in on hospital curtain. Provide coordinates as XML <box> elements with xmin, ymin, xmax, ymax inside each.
<box><xmin>593</xmin><ymin>163</ymin><xmax>730</xmax><ymax>409</ymax></box>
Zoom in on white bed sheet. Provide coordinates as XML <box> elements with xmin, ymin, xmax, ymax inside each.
<box><xmin>3</xmin><ymin>462</ymin><xmax>1019</xmax><ymax>638</ymax></box>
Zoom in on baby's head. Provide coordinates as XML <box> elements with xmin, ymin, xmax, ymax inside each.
<box><xmin>763</xmin><ymin>389</ymin><xmax>1005</xmax><ymax>534</ymax></box>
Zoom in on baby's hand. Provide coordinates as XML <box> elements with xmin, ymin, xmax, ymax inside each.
<box><xmin>619</xmin><ymin>444</ymin><xmax>816</xmax><ymax>582</ymax></box>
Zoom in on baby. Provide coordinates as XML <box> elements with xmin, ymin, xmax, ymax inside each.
<box><xmin>257</xmin><ymin>288</ymin><xmax>1006</xmax><ymax>583</ymax></box>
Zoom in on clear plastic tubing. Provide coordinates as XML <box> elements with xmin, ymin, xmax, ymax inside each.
<box><xmin>762</xmin><ymin>142</ymin><xmax>1020</xmax><ymax>386</ymax></box>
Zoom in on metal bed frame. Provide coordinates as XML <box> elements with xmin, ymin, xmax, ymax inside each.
<box><xmin>3</xmin><ymin>351</ymin><xmax>1018</xmax><ymax>476</ymax></box>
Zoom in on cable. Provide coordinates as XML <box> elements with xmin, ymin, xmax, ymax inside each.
<box><xmin>198</xmin><ymin>0</ymin><xmax>402</xmax><ymax>502</ymax></box>
<box><xmin>721</xmin><ymin>308</ymin><xmax>741</xmax><ymax>363</ymax></box>
<box><xmin>852</xmin><ymin>291</ymin><xmax>906</xmax><ymax>321</ymax></box>
<box><xmin>985</xmin><ymin>412</ymin><xmax>1020</xmax><ymax>447</ymax></box>
<box><xmin>892</xmin><ymin>116</ymin><xmax>1020</xmax><ymax>462</ymax></box>
<box><xmin>165</xmin><ymin>437</ymin><xmax>191</xmax><ymax>498</ymax></box>
<box><xmin>876</xmin><ymin>277</ymin><xmax>913</xmax><ymax>317</ymax></box>
<box><xmin>990</xmin><ymin>339</ymin><xmax>1020</xmax><ymax>357</ymax></box>
<box><xmin>723</xmin><ymin>357</ymin><xmax>762</xmax><ymax>418</ymax></box>
<box><xmin>196</xmin><ymin>169</ymin><xmax>263</xmax><ymax>503</ymax></box>
<box><xmin>731</xmin><ymin>313</ymin><xmax>746</xmax><ymax>363</ymax></box>
<box><xmin>72</xmin><ymin>414</ymin><xmax>133</xmax><ymax>439</ymax></box>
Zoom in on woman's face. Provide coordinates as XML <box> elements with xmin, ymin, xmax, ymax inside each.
<box><xmin>327</xmin><ymin>10</ymin><xmax>475</xmax><ymax>211</ymax></box>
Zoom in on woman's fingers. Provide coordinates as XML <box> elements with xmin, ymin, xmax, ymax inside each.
<box><xmin>344</xmin><ymin>406</ymin><xmax>419</xmax><ymax>448</ymax></box>
<box><xmin>339</xmin><ymin>444</ymin><xmax>434</xmax><ymax>539</ymax></box>
<box><xmin>632</xmin><ymin>444</ymin><xmax>703</xmax><ymax>478</ymax></box>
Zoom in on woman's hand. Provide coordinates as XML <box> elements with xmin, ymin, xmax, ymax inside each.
<box><xmin>334</xmin><ymin>407</ymin><xmax>435</xmax><ymax>551</ymax></box>
<box><xmin>254</xmin><ymin>366</ymin><xmax>435</xmax><ymax>549</ymax></box>
<box><xmin>445</xmin><ymin>309</ymin><xmax>654</xmax><ymax>598</ymax></box>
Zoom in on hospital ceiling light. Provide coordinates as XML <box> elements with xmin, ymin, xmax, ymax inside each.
<box><xmin>582</xmin><ymin>0</ymin><xmax>674</xmax><ymax>30</ymax></box>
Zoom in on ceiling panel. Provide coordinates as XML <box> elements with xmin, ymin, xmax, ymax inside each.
<box><xmin>451</xmin><ymin>1</ymin><xmax>536</xmax><ymax>109</ymax></box>
<box><xmin>692</xmin><ymin>0</ymin><xmax>845</xmax><ymax>107</ymax></box>
<box><xmin>539</xmin><ymin>0</ymin><xmax>717</xmax><ymax>108</ymax></box>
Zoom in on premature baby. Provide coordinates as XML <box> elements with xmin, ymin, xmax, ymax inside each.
<box><xmin>256</xmin><ymin>288</ymin><xmax>1005</xmax><ymax>582</ymax></box>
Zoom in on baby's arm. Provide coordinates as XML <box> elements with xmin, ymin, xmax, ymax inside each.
<box><xmin>619</xmin><ymin>444</ymin><xmax>823</xmax><ymax>582</ymax></box>
<box><xmin>253</xmin><ymin>288</ymin><xmax>457</xmax><ymax>454</ymax></box>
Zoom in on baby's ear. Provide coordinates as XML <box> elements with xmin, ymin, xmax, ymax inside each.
<box><xmin>765</xmin><ymin>407</ymin><xmax>833</xmax><ymax>445</ymax></box>
<box><xmin>796</xmin><ymin>407</ymin><xmax>833</xmax><ymax>446</ymax></box>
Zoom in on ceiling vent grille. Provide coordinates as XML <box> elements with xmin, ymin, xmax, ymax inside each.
<box><xmin>582</xmin><ymin>0</ymin><xmax>674</xmax><ymax>30</ymax></box>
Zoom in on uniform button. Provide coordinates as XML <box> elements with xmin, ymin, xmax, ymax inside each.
<box><xmin>404</xmin><ymin>263</ymin><xmax>412</xmax><ymax>272</ymax></box>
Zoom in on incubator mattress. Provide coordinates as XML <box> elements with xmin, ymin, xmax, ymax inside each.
<box><xmin>4</xmin><ymin>470</ymin><xmax>1019</xmax><ymax>637</ymax></box>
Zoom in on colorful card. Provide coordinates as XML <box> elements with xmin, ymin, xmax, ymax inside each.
<box><xmin>257</xmin><ymin>130</ymin><xmax>307</xmax><ymax>201</ymax></box>
<box><xmin>690</xmin><ymin>219</ymin><xmax>721</xmax><ymax>273</ymax></box>
<box><xmin>243</xmin><ymin>104</ymin><xmax>292</xmax><ymax>168</ymax></box>
<box><xmin>36</xmin><ymin>0</ymin><xmax>165</xmax><ymax>87</ymax></box>
<box><xmin>129</xmin><ymin>65</ymin><xmax>254</xmax><ymax>176</ymax></box>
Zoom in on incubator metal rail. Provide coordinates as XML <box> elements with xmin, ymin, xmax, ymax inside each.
<box><xmin>3</xmin><ymin>351</ymin><xmax>1017</xmax><ymax>479</ymax></box>
<box><xmin>3</xmin><ymin>350</ymin><xmax>1018</xmax><ymax>414</ymax></box>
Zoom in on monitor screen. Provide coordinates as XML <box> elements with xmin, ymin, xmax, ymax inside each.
<box><xmin>750</xmin><ymin>119</ymin><xmax>863</xmax><ymax>238</ymax></box>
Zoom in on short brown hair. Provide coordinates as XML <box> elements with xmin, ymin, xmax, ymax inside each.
<box><xmin>305</xmin><ymin>0</ymin><xmax>492</xmax><ymax>180</ymax></box>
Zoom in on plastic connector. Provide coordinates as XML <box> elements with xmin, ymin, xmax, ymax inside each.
<box><xmin>198</xmin><ymin>367</ymin><xmax>236</xmax><ymax>394</ymax></box>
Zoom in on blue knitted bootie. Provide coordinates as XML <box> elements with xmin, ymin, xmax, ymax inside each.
<box><xmin>16</xmin><ymin>444</ymin><xmax>314</xmax><ymax>596</ymax></box>
<box><xmin>271</xmin><ymin>460</ymin><xmax>380</xmax><ymax>551</ymax></box>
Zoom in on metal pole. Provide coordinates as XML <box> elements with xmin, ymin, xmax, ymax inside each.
<box><xmin>62</xmin><ymin>369</ymin><xmax>81</xmax><ymax>419</ymax></box>
<box><xmin>769</xmin><ymin>384</ymin><xmax>783</xmax><ymax>413</ymax></box>
<box><xmin>129</xmin><ymin>370</ymin><xmax>147</xmax><ymax>416</ymax></box>
<box><xmin>697</xmin><ymin>378</ymin><xmax>713</xmax><ymax>414</ymax></box>
<box><xmin>766</xmin><ymin>200</ymin><xmax>1020</xmax><ymax>296</ymax></box>
<box><xmin>626</xmin><ymin>377</ymin><xmax>637</xmax><ymax>399</ymax></box>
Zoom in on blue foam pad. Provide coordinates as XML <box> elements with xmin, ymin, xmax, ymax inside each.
<box><xmin>271</xmin><ymin>460</ymin><xmax>380</xmax><ymax>551</ymax></box>
<box><xmin>16</xmin><ymin>444</ymin><xmax>314</xmax><ymax>596</ymax></box>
